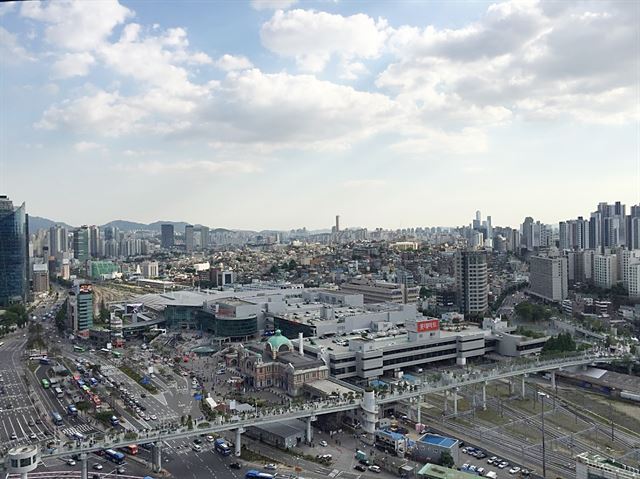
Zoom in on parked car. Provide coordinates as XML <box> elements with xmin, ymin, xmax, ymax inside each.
<box><xmin>229</xmin><ymin>462</ymin><xmax>241</xmax><ymax>469</ymax></box>
<box><xmin>368</xmin><ymin>465</ymin><xmax>381</xmax><ymax>473</ymax></box>
<box><xmin>354</xmin><ymin>464</ymin><xmax>367</xmax><ymax>472</ymax></box>
<box><xmin>498</xmin><ymin>462</ymin><xmax>509</xmax><ymax>469</ymax></box>
<box><xmin>319</xmin><ymin>440</ymin><xmax>328</xmax><ymax>447</ymax></box>
<box><xmin>509</xmin><ymin>467</ymin><xmax>521</xmax><ymax>475</ymax></box>
<box><xmin>264</xmin><ymin>464</ymin><xmax>277</xmax><ymax>471</ymax></box>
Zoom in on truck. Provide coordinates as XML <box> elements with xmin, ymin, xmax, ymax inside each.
<box><xmin>214</xmin><ymin>438</ymin><xmax>232</xmax><ymax>456</ymax></box>
<box><xmin>355</xmin><ymin>450</ymin><xmax>368</xmax><ymax>461</ymax></box>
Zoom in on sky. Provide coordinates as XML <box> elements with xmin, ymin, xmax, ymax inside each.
<box><xmin>1</xmin><ymin>0</ymin><xmax>639</xmax><ymax>231</ymax></box>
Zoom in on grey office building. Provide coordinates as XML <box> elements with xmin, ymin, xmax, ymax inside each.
<box><xmin>161</xmin><ymin>224</ymin><xmax>174</xmax><ymax>248</ymax></box>
<box><xmin>455</xmin><ymin>250</ymin><xmax>488</xmax><ymax>317</ymax></box>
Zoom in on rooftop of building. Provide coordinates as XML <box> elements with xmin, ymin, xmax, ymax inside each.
<box><xmin>419</xmin><ymin>433</ymin><xmax>458</xmax><ymax>448</ymax></box>
<box><xmin>302</xmin><ymin>378</ymin><xmax>360</xmax><ymax>397</ymax></box>
<box><xmin>376</xmin><ymin>428</ymin><xmax>406</xmax><ymax>442</ymax></box>
<box><xmin>418</xmin><ymin>463</ymin><xmax>478</xmax><ymax>479</ymax></box>
<box><xmin>306</xmin><ymin>323</ymin><xmax>490</xmax><ymax>355</ymax></box>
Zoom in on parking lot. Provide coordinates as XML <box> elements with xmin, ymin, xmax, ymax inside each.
<box><xmin>459</xmin><ymin>446</ymin><xmax>532</xmax><ymax>479</ymax></box>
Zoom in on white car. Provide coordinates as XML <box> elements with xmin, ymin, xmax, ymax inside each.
<box><xmin>368</xmin><ymin>465</ymin><xmax>381</xmax><ymax>473</ymax></box>
<box><xmin>93</xmin><ymin>464</ymin><xmax>103</xmax><ymax>470</ymax></box>
<box><xmin>509</xmin><ymin>467</ymin><xmax>521</xmax><ymax>474</ymax></box>
<box><xmin>192</xmin><ymin>444</ymin><xmax>202</xmax><ymax>452</ymax></box>
<box><xmin>498</xmin><ymin>462</ymin><xmax>509</xmax><ymax>469</ymax></box>
<box><xmin>264</xmin><ymin>464</ymin><xmax>277</xmax><ymax>471</ymax></box>
<box><xmin>66</xmin><ymin>459</ymin><xmax>76</xmax><ymax>466</ymax></box>
<box><xmin>319</xmin><ymin>440</ymin><xmax>328</xmax><ymax>447</ymax></box>
<box><xmin>150</xmin><ymin>415</ymin><xmax>158</xmax><ymax>421</ymax></box>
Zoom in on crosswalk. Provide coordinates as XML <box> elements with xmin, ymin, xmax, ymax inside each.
<box><xmin>61</xmin><ymin>423</ymin><xmax>94</xmax><ymax>437</ymax></box>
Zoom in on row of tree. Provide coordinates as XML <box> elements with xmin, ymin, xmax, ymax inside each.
<box><xmin>514</xmin><ymin>301</ymin><xmax>553</xmax><ymax>322</ymax></box>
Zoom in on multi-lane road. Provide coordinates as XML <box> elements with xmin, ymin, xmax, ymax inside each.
<box><xmin>0</xmin><ymin>336</ymin><xmax>55</xmax><ymax>453</ymax></box>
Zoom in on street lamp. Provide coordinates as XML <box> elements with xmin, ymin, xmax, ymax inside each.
<box><xmin>538</xmin><ymin>392</ymin><xmax>549</xmax><ymax>479</ymax></box>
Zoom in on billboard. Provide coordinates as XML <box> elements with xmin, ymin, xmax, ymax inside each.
<box><xmin>416</xmin><ymin>319</ymin><xmax>439</xmax><ymax>332</ymax></box>
<box><xmin>78</xmin><ymin>284</ymin><xmax>92</xmax><ymax>294</ymax></box>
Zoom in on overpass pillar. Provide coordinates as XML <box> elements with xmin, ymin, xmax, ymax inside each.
<box><xmin>509</xmin><ymin>379</ymin><xmax>515</xmax><ymax>395</ymax></box>
<box><xmin>482</xmin><ymin>382</ymin><xmax>487</xmax><ymax>410</ymax></box>
<box><xmin>521</xmin><ymin>375</ymin><xmax>527</xmax><ymax>399</ymax></box>
<box><xmin>306</xmin><ymin>416</ymin><xmax>317</xmax><ymax>444</ymax></box>
<box><xmin>235</xmin><ymin>427</ymin><xmax>245</xmax><ymax>457</ymax></box>
<box><xmin>550</xmin><ymin>371</ymin><xmax>556</xmax><ymax>389</ymax></box>
<box><xmin>443</xmin><ymin>390</ymin><xmax>448</xmax><ymax>414</ymax></box>
<box><xmin>416</xmin><ymin>396</ymin><xmax>421</xmax><ymax>424</ymax></box>
<box><xmin>453</xmin><ymin>388</ymin><xmax>458</xmax><ymax>416</ymax></box>
<box><xmin>81</xmin><ymin>452</ymin><xmax>88</xmax><ymax>479</ymax></box>
<box><xmin>361</xmin><ymin>390</ymin><xmax>378</xmax><ymax>434</ymax></box>
<box><xmin>152</xmin><ymin>441</ymin><xmax>162</xmax><ymax>473</ymax></box>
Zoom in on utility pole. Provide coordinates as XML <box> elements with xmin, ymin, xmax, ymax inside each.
<box><xmin>538</xmin><ymin>392</ymin><xmax>549</xmax><ymax>479</ymax></box>
<box><xmin>609</xmin><ymin>399</ymin><xmax>614</xmax><ymax>442</ymax></box>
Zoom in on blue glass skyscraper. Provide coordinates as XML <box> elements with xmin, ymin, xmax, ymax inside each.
<box><xmin>0</xmin><ymin>195</ymin><xmax>28</xmax><ymax>306</ymax></box>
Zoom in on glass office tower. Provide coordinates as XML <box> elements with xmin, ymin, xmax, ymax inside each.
<box><xmin>0</xmin><ymin>195</ymin><xmax>28</xmax><ymax>306</ymax></box>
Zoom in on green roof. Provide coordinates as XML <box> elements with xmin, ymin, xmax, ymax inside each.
<box><xmin>267</xmin><ymin>329</ymin><xmax>293</xmax><ymax>352</ymax></box>
<box><xmin>418</xmin><ymin>464</ymin><xmax>478</xmax><ymax>479</ymax></box>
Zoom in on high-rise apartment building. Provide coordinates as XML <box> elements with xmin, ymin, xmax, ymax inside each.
<box><xmin>161</xmin><ymin>224</ymin><xmax>174</xmax><ymax>249</ymax></box>
<box><xmin>455</xmin><ymin>250</ymin><xmax>488</xmax><ymax>317</ymax></box>
<box><xmin>529</xmin><ymin>255</ymin><xmax>568</xmax><ymax>302</ymax></box>
<box><xmin>628</xmin><ymin>263</ymin><xmax>640</xmax><ymax>298</ymax></box>
<box><xmin>67</xmin><ymin>283</ymin><xmax>93</xmax><ymax>332</ymax></box>
<box><xmin>620</xmin><ymin>250</ymin><xmax>640</xmax><ymax>289</ymax></box>
<box><xmin>48</xmin><ymin>225</ymin><xmax>68</xmax><ymax>255</ymax></box>
<box><xmin>73</xmin><ymin>226</ymin><xmax>90</xmax><ymax>261</ymax></box>
<box><xmin>198</xmin><ymin>226</ymin><xmax>209</xmax><ymax>249</ymax></box>
<box><xmin>0</xmin><ymin>195</ymin><xmax>28</xmax><ymax>306</ymax></box>
<box><xmin>185</xmin><ymin>224</ymin><xmax>194</xmax><ymax>252</ymax></box>
<box><xmin>593</xmin><ymin>254</ymin><xmax>618</xmax><ymax>289</ymax></box>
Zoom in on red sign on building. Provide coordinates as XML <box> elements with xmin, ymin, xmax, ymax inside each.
<box><xmin>416</xmin><ymin>319</ymin><xmax>439</xmax><ymax>332</ymax></box>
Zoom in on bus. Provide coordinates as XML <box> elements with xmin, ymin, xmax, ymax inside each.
<box><xmin>50</xmin><ymin>411</ymin><xmax>63</xmax><ymax>426</ymax></box>
<box><xmin>214</xmin><ymin>439</ymin><xmax>232</xmax><ymax>456</ymax></box>
<box><xmin>73</xmin><ymin>346</ymin><xmax>86</xmax><ymax>353</ymax></box>
<box><xmin>121</xmin><ymin>444</ymin><xmax>138</xmax><ymax>455</ymax></box>
<box><xmin>245</xmin><ymin>471</ymin><xmax>274</xmax><ymax>479</ymax></box>
<box><xmin>41</xmin><ymin>378</ymin><xmax>50</xmax><ymax>389</ymax></box>
<box><xmin>53</xmin><ymin>387</ymin><xmax>64</xmax><ymax>399</ymax></box>
<box><xmin>39</xmin><ymin>357</ymin><xmax>51</xmax><ymax>365</ymax></box>
<box><xmin>104</xmin><ymin>449</ymin><xmax>125</xmax><ymax>465</ymax></box>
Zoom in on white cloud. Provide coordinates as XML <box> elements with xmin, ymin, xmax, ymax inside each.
<box><xmin>116</xmin><ymin>159</ymin><xmax>260</xmax><ymax>175</ymax></box>
<box><xmin>251</xmin><ymin>0</ymin><xmax>298</xmax><ymax>11</ymax></box>
<box><xmin>380</xmin><ymin>0</ymin><xmax>639</xmax><ymax>125</ymax></box>
<box><xmin>73</xmin><ymin>141</ymin><xmax>104</xmax><ymax>153</ymax></box>
<box><xmin>390</xmin><ymin>128</ymin><xmax>489</xmax><ymax>156</ymax></box>
<box><xmin>0</xmin><ymin>27</ymin><xmax>35</xmax><ymax>63</ymax></box>
<box><xmin>260</xmin><ymin>9</ymin><xmax>389</xmax><ymax>73</ymax></box>
<box><xmin>21</xmin><ymin>0</ymin><xmax>132</xmax><ymax>51</ymax></box>
<box><xmin>51</xmin><ymin>52</ymin><xmax>95</xmax><ymax>79</ymax></box>
<box><xmin>342</xmin><ymin>179</ymin><xmax>387</xmax><ymax>188</ymax></box>
<box><xmin>215</xmin><ymin>54</ymin><xmax>253</xmax><ymax>71</ymax></box>
<box><xmin>36</xmin><ymin>91</ymin><xmax>148</xmax><ymax>135</ymax></box>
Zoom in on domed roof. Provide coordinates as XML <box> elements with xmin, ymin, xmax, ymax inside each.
<box><xmin>266</xmin><ymin>329</ymin><xmax>293</xmax><ymax>353</ymax></box>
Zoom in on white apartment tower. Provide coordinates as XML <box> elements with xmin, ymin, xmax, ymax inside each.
<box><xmin>593</xmin><ymin>254</ymin><xmax>618</xmax><ymax>289</ymax></box>
<box><xmin>529</xmin><ymin>255</ymin><xmax>568</xmax><ymax>302</ymax></box>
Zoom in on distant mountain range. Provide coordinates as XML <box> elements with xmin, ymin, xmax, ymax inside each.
<box><xmin>28</xmin><ymin>216</ymin><xmax>233</xmax><ymax>233</ymax></box>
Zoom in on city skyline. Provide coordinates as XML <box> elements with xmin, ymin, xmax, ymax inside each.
<box><xmin>1</xmin><ymin>0</ymin><xmax>639</xmax><ymax>229</ymax></box>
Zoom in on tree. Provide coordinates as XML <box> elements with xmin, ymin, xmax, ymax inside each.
<box><xmin>440</xmin><ymin>451</ymin><xmax>455</xmax><ymax>468</ymax></box>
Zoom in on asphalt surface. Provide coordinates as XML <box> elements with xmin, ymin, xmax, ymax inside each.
<box><xmin>0</xmin><ymin>336</ymin><xmax>56</xmax><ymax>452</ymax></box>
